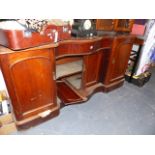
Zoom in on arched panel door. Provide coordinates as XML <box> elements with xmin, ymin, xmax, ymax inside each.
<box><xmin>0</xmin><ymin>48</ymin><xmax>58</xmax><ymax>121</ymax></box>
<box><xmin>109</xmin><ymin>36</ymin><xmax>135</xmax><ymax>83</ymax></box>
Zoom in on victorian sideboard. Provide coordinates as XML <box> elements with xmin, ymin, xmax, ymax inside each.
<box><xmin>0</xmin><ymin>34</ymin><xmax>135</xmax><ymax>129</ymax></box>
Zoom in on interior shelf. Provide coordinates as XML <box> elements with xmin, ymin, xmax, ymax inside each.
<box><xmin>65</xmin><ymin>74</ymin><xmax>82</xmax><ymax>90</ymax></box>
<box><xmin>56</xmin><ymin>60</ymin><xmax>83</xmax><ymax>79</ymax></box>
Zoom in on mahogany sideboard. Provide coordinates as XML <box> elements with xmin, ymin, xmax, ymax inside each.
<box><xmin>0</xmin><ymin>35</ymin><xmax>135</xmax><ymax>129</ymax></box>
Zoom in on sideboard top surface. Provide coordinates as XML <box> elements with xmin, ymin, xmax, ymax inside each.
<box><xmin>0</xmin><ymin>34</ymin><xmax>138</xmax><ymax>55</ymax></box>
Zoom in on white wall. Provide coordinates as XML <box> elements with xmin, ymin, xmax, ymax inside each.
<box><xmin>0</xmin><ymin>69</ymin><xmax>9</xmax><ymax>96</ymax></box>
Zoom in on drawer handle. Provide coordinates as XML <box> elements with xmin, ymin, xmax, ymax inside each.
<box><xmin>90</xmin><ymin>45</ymin><xmax>94</xmax><ymax>50</ymax></box>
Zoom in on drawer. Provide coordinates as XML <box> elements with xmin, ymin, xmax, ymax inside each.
<box><xmin>55</xmin><ymin>42</ymin><xmax>99</xmax><ymax>56</ymax></box>
<box><xmin>56</xmin><ymin>38</ymin><xmax>113</xmax><ymax>57</ymax></box>
<box><xmin>56</xmin><ymin>39</ymin><xmax>104</xmax><ymax>57</ymax></box>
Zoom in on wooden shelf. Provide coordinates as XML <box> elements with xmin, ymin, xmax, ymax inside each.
<box><xmin>56</xmin><ymin>60</ymin><xmax>83</xmax><ymax>79</ymax></box>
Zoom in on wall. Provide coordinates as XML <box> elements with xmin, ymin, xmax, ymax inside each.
<box><xmin>0</xmin><ymin>69</ymin><xmax>9</xmax><ymax>96</ymax></box>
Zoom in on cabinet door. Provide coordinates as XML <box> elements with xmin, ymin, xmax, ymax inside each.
<box><xmin>83</xmin><ymin>49</ymin><xmax>109</xmax><ymax>88</ymax></box>
<box><xmin>108</xmin><ymin>36</ymin><xmax>135</xmax><ymax>83</ymax></box>
<box><xmin>0</xmin><ymin>48</ymin><xmax>57</xmax><ymax>121</ymax></box>
<box><xmin>96</xmin><ymin>19</ymin><xmax>116</xmax><ymax>31</ymax></box>
<box><xmin>114</xmin><ymin>19</ymin><xmax>134</xmax><ymax>32</ymax></box>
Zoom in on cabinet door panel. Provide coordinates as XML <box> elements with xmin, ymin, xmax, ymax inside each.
<box><xmin>11</xmin><ymin>57</ymin><xmax>54</xmax><ymax>115</ymax></box>
<box><xmin>110</xmin><ymin>44</ymin><xmax>132</xmax><ymax>82</ymax></box>
<box><xmin>82</xmin><ymin>50</ymin><xmax>104</xmax><ymax>87</ymax></box>
<box><xmin>0</xmin><ymin>49</ymin><xmax>57</xmax><ymax>121</ymax></box>
<box><xmin>109</xmin><ymin>37</ymin><xmax>134</xmax><ymax>83</ymax></box>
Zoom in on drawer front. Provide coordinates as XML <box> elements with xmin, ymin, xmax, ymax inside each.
<box><xmin>55</xmin><ymin>41</ymin><xmax>99</xmax><ymax>57</ymax></box>
<box><xmin>56</xmin><ymin>38</ymin><xmax>112</xmax><ymax>57</ymax></box>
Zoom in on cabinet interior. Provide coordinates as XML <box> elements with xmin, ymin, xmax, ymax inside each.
<box><xmin>56</xmin><ymin>57</ymin><xmax>83</xmax><ymax>89</ymax></box>
<box><xmin>56</xmin><ymin>56</ymin><xmax>85</xmax><ymax>105</ymax></box>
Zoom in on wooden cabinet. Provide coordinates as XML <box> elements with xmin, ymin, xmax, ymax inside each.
<box><xmin>114</xmin><ymin>19</ymin><xmax>134</xmax><ymax>32</ymax></box>
<box><xmin>96</xmin><ymin>19</ymin><xmax>134</xmax><ymax>32</ymax></box>
<box><xmin>0</xmin><ymin>35</ymin><xmax>135</xmax><ymax>129</ymax></box>
<box><xmin>0</xmin><ymin>47</ymin><xmax>59</xmax><ymax>123</ymax></box>
<box><xmin>103</xmin><ymin>36</ymin><xmax>135</xmax><ymax>92</ymax></box>
<box><xmin>96</xmin><ymin>19</ymin><xmax>116</xmax><ymax>31</ymax></box>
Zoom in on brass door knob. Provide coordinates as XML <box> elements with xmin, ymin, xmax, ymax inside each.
<box><xmin>90</xmin><ymin>45</ymin><xmax>94</xmax><ymax>50</ymax></box>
